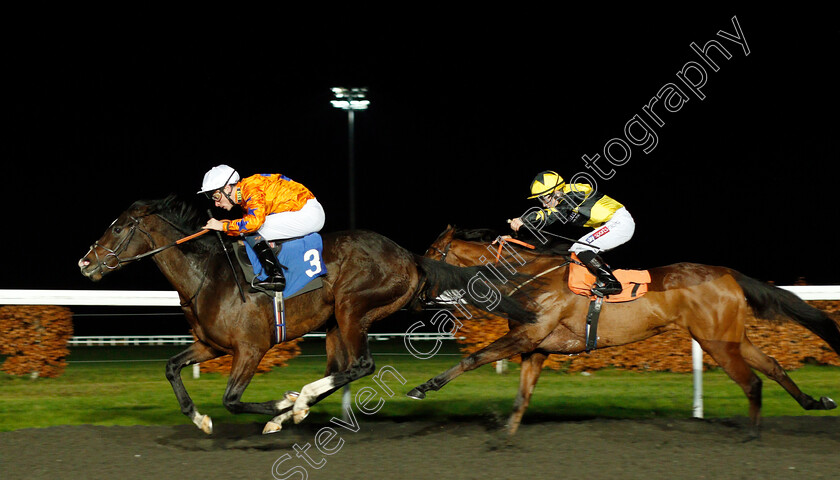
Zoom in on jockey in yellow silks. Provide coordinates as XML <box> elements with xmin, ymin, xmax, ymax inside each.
<box><xmin>509</xmin><ymin>170</ymin><xmax>634</xmax><ymax>296</ymax></box>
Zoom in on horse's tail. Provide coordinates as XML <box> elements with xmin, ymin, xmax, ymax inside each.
<box><xmin>735</xmin><ymin>273</ymin><xmax>840</xmax><ymax>354</ymax></box>
<box><xmin>413</xmin><ymin>255</ymin><xmax>537</xmax><ymax>324</ymax></box>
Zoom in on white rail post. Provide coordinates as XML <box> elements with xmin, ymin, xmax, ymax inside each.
<box><xmin>691</xmin><ymin>339</ymin><xmax>703</xmax><ymax>418</ymax></box>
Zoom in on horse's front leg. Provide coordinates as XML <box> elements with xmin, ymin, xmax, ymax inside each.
<box><xmin>507</xmin><ymin>351</ymin><xmax>547</xmax><ymax>435</ymax></box>
<box><xmin>407</xmin><ymin>328</ymin><xmax>537</xmax><ymax>399</ymax></box>
<box><xmin>222</xmin><ymin>343</ymin><xmax>309</xmax><ymax>436</ymax></box>
<box><xmin>165</xmin><ymin>341</ymin><xmax>222</xmax><ymax>434</ymax></box>
<box><xmin>221</xmin><ymin>344</ymin><xmax>283</xmax><ymax>416</ymax></box>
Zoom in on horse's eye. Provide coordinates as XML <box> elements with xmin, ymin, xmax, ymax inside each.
<box><xmin>113</xmin><ymin>226</ymin><xmax>123</xmax><ymax>235</ymax></box>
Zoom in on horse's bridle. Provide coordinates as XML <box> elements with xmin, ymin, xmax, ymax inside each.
<box><xmin>87</xmin><ymin>213</ymin><xmax>206</xmax><ymax>271</ymax></box>
<box><xmin>428</xmin><ymin>243</ymin><xmax>451</xmax><ymax>262</ymax></box>
<box><xmin>86</xmin><ymin>213</ymin><xmax>211</xmax><ymax>307</ymax></box>
<box><xmin>88</xmin><ymin>214</ymin><xmax>158</xmax><ymax>272</ymax></box>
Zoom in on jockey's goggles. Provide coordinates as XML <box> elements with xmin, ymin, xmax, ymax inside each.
<box><xmin>203</xmin><ymin>190</ymin><xmax>224</xmax><ymax>202</ymax></box>
<box><xmin>538</xmin><ymin>191</ymin><xmax>563</xmax><ymax>207</ymax></box>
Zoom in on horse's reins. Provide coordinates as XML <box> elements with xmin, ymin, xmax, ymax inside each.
<box><xmin>130</xmin><ymin>228</ymin><xmax>210</xmax><ymax>262</ymax></box>
<box><xmin>90</xmin><ymin>216</ymin><xmax>209</xmax><ymax>269</ymax></box>
<box><xmin>493</xmin><ymin>236</ymin><xmax>535</xmax><ymax>262</ymax></box>
<box><xmin>490</xmin><ymin>236</ymin><xmax>568</xmax><ymax>294</ymax></box>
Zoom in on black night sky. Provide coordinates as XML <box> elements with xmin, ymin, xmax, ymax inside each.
<box><xmin>6</xmin><ymin>7</ymin><xmax>840</xmax><ymax>300</ymax></box>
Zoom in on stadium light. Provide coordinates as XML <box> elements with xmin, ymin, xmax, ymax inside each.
<box><xmin>330</xmin><ymin>87</ymin><xmax>369</xmax><ymax>230</ymax></box>
<box><xmin>330</xmin><ymin>87</ymin><xmax>370</xmax><ymax>110</ymax></box>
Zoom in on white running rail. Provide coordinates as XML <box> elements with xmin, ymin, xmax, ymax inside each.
<box><xmin>3</xmin><ymin>287</ymin><xmax>839</xmax><ymax>418</ymax></box>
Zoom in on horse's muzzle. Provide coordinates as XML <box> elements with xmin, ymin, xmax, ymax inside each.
<box><xmin>78</xmin><ymin>252</ymin><xmax>103</xmax><ymax>281</ymax></box>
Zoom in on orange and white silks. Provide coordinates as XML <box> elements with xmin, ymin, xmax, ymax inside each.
<box><xmin>221</xmin><ymin>174</ymin><xmax>316</xmax><ymax>236</ymax></box>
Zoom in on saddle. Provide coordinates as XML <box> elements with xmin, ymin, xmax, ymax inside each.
<box><xmin>567</xmin><ymin>254</ymin><xmax>651</xmax><ymax>303</ymax></box>
<box><xmin>232</xmin><ymin>233</ymin><xmax>327</xmax><ymax>300</ymax></box>
<box><xmin>567</xmin><ymin>254</ymin><xmax>651</xmax><ymax>352</ymax></box>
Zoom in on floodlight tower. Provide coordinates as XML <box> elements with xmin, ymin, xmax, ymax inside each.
<box><xmin>330</xmin><ymin>87</ymin><xmax>369</xmax><ymax>230</ymax></box>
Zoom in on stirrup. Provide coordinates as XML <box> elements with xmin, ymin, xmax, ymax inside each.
<box><xmin>251</xmin><ymin>275</ymin><xmax>286</xmax><ymax>292</ymax></box>
<box><xmin>591</xmin><ymin>279</ymin><xmax>621</xmax><ymax>297</ymax></box>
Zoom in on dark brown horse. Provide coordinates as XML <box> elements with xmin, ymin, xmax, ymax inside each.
<box><xmin>408</xmin><ymin>225</ymin><xmax>840</xmax><ymax>435</ymax></box>
<box><xmin>78</xmin><ymin>198</ymin><xmax>534</xmax><ymax>434</ymax></box>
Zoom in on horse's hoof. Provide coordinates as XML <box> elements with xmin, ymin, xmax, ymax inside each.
<box><xmin>821</xmin><ymin>396</ymin><xmax>837</xmax><ymax>409</ymax></box>
<box><xmin>263</xmin><ymin>421</ymin><xmax>283</xmax><ymax>434</ymax></box>
<box><xmin>284</xmin><ymin>391</ymin><xmax>300</xmax><ymax>402</ymax></box>
<box><xmin>193</xmin><ymin>414</ymin><xmax>213</xmax><ymax>435</ymax></box>
<box><xmin>293</xmin><ymin>408</ymin><xmax>310</xmax><ymax>424</ymax></box>
<box><xmin>406</xmin><ymin>388</ymin><xmax>426</xmax><ymax>400</ymax></box>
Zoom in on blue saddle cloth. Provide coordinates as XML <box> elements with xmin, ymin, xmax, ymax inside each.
<box><xmin>244</xmin><ymin>233</ymin><xmax>327</xmax><ymax>297</ymax></box>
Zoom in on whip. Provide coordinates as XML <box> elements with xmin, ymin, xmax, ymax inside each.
<box><xmin>208</xmin><ymin>210</ymin><xmax>247</xmax><ymax>303</ymax></box>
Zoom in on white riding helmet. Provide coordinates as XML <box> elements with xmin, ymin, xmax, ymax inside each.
<box><xmin>197</xmin><ymin>165</ymin><xmax>240</xmax><ymax>194</ymax></box>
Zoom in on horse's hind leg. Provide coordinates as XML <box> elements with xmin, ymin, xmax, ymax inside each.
<box><xmin>264</xmin><ymin>326</ymin><xmax>352</xmax><ymax>434</ymax></box>
<box><xmin>291</xmin><ymin>353</ymin><xmax>375</xmax><ymax>425</ymax></box>
<box><xmin>695</xmin><ymin>338</ymin><xmax>764</xmax><ymax>428</ymax></box>
<box><xmin>165</xmin><ymin>341</ymin><xmax>223</xmax><ymax>434</ymax></box>
<box><xmin>506</xmin><ymin>351</ymin><xmax>547</xmax><ymax>436</ymax></box>
<box><xmin>289</xmin><ymin>301</ymin><xmax>389</xmax><ymax>423</ymax></box>
<box><xmin>324</xmin><ymin>323</ymin><xmax>350</xmax><ymax>376</ymax></box>
<box><xmin>739</xmin><ymin>338</ymin><xmax>837</xmax><ymax>411</ymax></box>
<box><xmin>266</xmin><ymin>324</ymin><xmax>373</xmax><ymax>433</ymax></box>
<box><xmin>291</xmin><ymin>329</ymin><xmax>375</xmax><ymax>424</ymax></box>
<box><xmin>287</xmin><ymin>271</ymin><xmax>420</xmax><ymax>426</ymax></box>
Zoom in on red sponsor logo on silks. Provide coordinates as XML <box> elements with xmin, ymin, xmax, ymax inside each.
<box><xmin>586</xmin><ymin>226</ymin><xmax>610</xmax><ymax>243</ymax></box>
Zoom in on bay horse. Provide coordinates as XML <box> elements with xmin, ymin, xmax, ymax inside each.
<box><xmin>408</xmin><ymin>225</ymin><xmax>840</xmax><ymax>435</ymax></box>
<box><xmin>78</xmin><ymin>198</ymin><xmax>534</xmax><ymax>435</ymax></box>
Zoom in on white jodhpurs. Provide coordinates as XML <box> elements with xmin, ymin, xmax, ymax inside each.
<box><xmin>257</xmin><ymin>198</ymin><xmax>326</xmax><ymax>241</ymax></box>
<box><xmin>569</xmin><ymin>207</ymin><xmax>635</xmax><ymax>254</ymax></box>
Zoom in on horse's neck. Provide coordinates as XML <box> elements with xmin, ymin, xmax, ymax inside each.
<box><xmin>455</xmin><ymin>241</ymin><xmax>565</xmax><ymax>270</ymax></box>
<box><xmin>150</xmin><ymin>244</ymin><xmax>217</xmax><ymax>304</ymax></box>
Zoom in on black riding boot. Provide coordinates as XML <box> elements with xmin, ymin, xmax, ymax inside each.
<box><xmin>576</xmin><ymin>250</ymin><xmax>622</xmax><ymax>297</ymax></box>
<box><xmin>252</xmin><ymin>240</ymin><xmax>286</xmax><ymax>291</ymax></box>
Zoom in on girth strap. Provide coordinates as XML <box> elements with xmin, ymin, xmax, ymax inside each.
<box><xmin>273</xmin><ymin>291</ymin><xmax>286</xmax><ymax>344</ymax></box>
<box><xmin>585</xmin><ymin>296</ymin><xmax>604</xmax><ymax>352</ymax></box>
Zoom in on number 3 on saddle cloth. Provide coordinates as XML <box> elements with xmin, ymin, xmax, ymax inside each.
<box><xmin>242</xmin><ymin>232</ymin><xmax>328</xmax><ymax>297</ymax></box>
<box><xmin>567</xmin><ymin>253</ymin><xmax>651</xmax><ymax>352</ymax></box>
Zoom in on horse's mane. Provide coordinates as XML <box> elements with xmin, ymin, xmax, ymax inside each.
<box><xmin>133</xmin><ymin>195</ymin><xmax>205</xmax><ymax>230</ymax></box>
<box><xmin>451</xmin><ymin>228</ymin><xmax>502</xmax><ymax>243</ymax></box>
<box><xmin>452</xmin><ymin>227</ymin><xmax>572</xmax><ymax>256</ymax></box>
<box><xmin>132</xmin><ymin>195</ymin><xmax>222</xmax><ymax>253</ymax></box>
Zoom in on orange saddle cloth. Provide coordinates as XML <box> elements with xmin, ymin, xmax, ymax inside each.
<box><xmin>568</xmin><ymin>256</ymin><xmax>651</xmax><ymax>303</ymax></box>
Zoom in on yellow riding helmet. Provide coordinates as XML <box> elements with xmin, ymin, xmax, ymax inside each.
<box><xmin>527</xmin><ymin>170</ymin><xmax>565</xmax><ymax>199</ymax></box>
